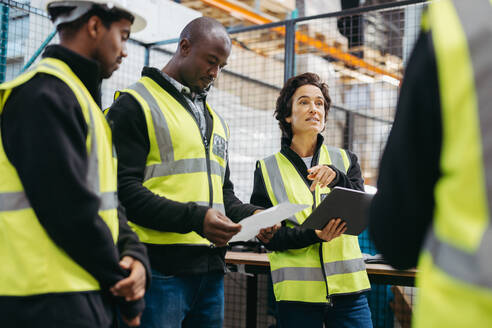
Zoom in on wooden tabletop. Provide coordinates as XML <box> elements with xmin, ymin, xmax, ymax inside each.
<box><xmin>225</xmin><ymin>251</ymin><xmax>417</xmax><ymax>278</ymax></box>
<box><xmin>365</xmin><ymin>263</ymin><xmax>416</xmax><ymax>278</ymax></box>
<box><xmin>225</xmin><ymin>251</ymin><xmax>271</xmax><ymax>266</ymax></box>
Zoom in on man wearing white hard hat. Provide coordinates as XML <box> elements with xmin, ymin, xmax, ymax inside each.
<box><xmin>0</xmin><ymin>1</ymin><xmax>149</xmax><ymax>327</ymax></box>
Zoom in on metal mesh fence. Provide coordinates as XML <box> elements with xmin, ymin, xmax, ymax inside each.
<box><xmin>0</xmin><ymin>0</ymin><xmax>56</xmax><ymax>83</ymax></box>
<box><xmin>224</xmin><ymin>271</ymin><xmax>277</xmax><ymax>328</ymax></box>
<box><xmin>0</xmin><ymin>0</ymin><xmax>426</xmax><ymax>327</ymax></box>
<box><xmin>210</xmin><ymin>25</ymin><xmax>285</xmax><ymax>202</ymax></box>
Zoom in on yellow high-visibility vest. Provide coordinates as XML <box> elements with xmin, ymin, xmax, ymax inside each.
<box><xmin>113</xmin><ymin>76</ymin><xmax>229</xmax><ymax>245</ymax></box>
<box><xmin>0</xmin><ymin>58</ymin><xmax>119</xmax><ymax>296</ymax></box>
<box><xmin>259</xmin><ymin>145</ymin><xmax>370</xmax><ymax>303</ymax></box>
<box><xmin>414</xmin><ymin>0</ymin><xmax>492</xmax><ymax>327</ymax></box>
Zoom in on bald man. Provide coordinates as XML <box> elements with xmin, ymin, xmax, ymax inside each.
<box><xmin>107</xmin><ymin>17</ymin><xmax>262</xmax><ymax>327</ymax></box>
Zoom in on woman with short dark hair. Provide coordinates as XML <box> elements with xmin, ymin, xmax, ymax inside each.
<box><xmin>251</xmin><ymin>72</ymin><xmax>372</xmax><ymax>328</ymax></box>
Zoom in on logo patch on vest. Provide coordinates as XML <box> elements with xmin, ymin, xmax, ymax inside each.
<box><xmin>212</xmin><ymin>134</ymin><xmax>227</xmax><ymax>160</ymax></box>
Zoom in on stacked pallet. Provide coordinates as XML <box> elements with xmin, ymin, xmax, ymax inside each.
<box><xmin>179</xmin><ymin>0</ymin><xmax>295</xmax><ymax>26</ymax></box>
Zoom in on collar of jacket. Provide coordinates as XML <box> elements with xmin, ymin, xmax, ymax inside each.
<box><xmin>159</xmin><ymin>70</ymin><xmax>208</xmax><ymax>101</ymax></box>
<box><xmin>141</xmin><ymin>66</ymin><xmax>208</xmax><ymax>114</ymax></box>
<box><xmin>280</xmin><ymin>133</ymin><xmax>325</xmax><ymax>185</ymax></box>
<box><xmin>42</xmin><ymin>45</ymin><xmax>102</xmax><ymax>107</ymax></box>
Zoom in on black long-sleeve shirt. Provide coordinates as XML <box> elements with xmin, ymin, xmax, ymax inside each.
<box><xmin>250</xmin><ymin>135</ymin><xmax>365</xmax><ymax>251</ymax></box>
<box><xmin>107</xmin><ymin>67</ymin><xmax>261</xmax><ymax>276</ymax></box>
<box><xmin>368</xmin><ymin>31</ymin><xmax>441</xmax><ymax>270</ymax></box>
<box><xmin>0</xmin><ymin>45</ymin><xmax>149</xmax><ymax>327</ymax></box>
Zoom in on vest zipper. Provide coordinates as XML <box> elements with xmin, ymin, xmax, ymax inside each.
<box><xmin>204</xmin><ymin>139</ymin><xmax>213</xmax><ymax>208</ymax></box>
<box><xmin>292</xmin><ymin>154</ymin><xmax>332</xmax><ymax>305</ymax></box>
<box><xmin>314</xmin><ymin>188</ymin><xmax>331</xmax><ymax>306</ymax></box>
<box><xmin>319</xmin><ymin>244</ymin><xmax>333</xmax><ymax>306</ymax></box>
<box><xmin>204</xmin><ymin>138</ymin><xmax>214</xmax><ymax>249</ymax></box>
<box><xmin>286</xmin><ymin>153</ymin><xmax>331</xmax><ymax>304</ymax></box>
<box><xmin>304</xmin><ymin>156</ymin><xmax>333</xmax><ymax>307</ymax></box>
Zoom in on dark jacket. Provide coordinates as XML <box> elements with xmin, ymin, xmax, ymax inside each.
<box><xmin>107</xmin><ymin>67</ymin><xmax>262</xmax><ymax>276</ymax></box>
<box><xmin>368</xmin><ymin>30</ymin><xmax>440</xmax><ymax>270</ymax></box>
<box><xmin>250</xmin><ymin>135</ymin><xmax>365</xmax><ymax>251</ymax></box>
<box><xmin>0</xmin><ymin>45</ymin><xmax>150</xmax><ymax>328</ymax></box>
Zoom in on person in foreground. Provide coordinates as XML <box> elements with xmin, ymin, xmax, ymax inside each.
<box><xmin>0</xmin><ymin>1</ymin><xmax>150</xmax><ymax>327</ymax></box>
<box><xmin>107</xmin><ymin>16</ymin><xmax>264</xmax><ymax>328</ymax></box>
<box><xmin>251</xmin><ymin>72</ymin><xmax>372</xmax><ymax>328</ymax></box>
<box><xmin>368</xmin><ymin>0</ymin><xmax>492</xmax><ymax>327</ymax></box>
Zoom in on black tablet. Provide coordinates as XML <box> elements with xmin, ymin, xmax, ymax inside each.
<box><xmin>300</xmin><ymin>186</ymin><xmax>373</xmax><ymax>236</ymax></box>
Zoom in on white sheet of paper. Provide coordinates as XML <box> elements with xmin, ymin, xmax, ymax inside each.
<box><xmin>230</xmin><ymin>202</ymin><xmax>309</xmax><ymax>242</ymax></box>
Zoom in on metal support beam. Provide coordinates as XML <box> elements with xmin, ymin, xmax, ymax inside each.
<box><xmin>284</xmin><ymin>19</ymin><xmax>295</xmax><ymax>82</ymax></box>
<box><xmin>144</xmin><ymin>45</ymin><xmax>150</xmax><ymax>67</ymax></box>
<box><xmin>0</xmin><ymin>4</ymin><xmax>9</xmax><ymax>82</ymax></box>
<box><xmin>343</xmin><ymin>111</ymin><xmax>355</xmax><ymax>150</ymax></box>
<box><xmin>246</xmin><ymin>275</ymin><xmax>258</xmax><ymax>328</ymax></box>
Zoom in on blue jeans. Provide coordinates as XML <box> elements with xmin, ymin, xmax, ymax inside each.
<box><xmin>277</xmin><ymin>293</ymin><xmax>373</xmax><ymax>328</ymax></box>
<box><xmin>139</xmin><ymin>269</ymin><xmax>224</xmax><ymax>328</ymax></box>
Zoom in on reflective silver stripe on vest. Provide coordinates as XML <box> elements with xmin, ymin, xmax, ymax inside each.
<box><xmin>271</xmin><ymin>266</ymin><xmax>324</xmax><ymax>284</ymax></box>
<box><xmin>38</xmin><ymin>62</ymin><xmax>116</xmax><ymax>212</ymax></box>
<box><xmin>145</xmin><ymin>158</ymin><xmax>224</xmax><ymax>179</ymax></box>
<box><xmin>196</xmin><ymin>201</ymin><xmax>225</xmax><ymax>215</ymax></box>
<box><xmin>458</xmin><ymin>0</ymin><xmax>492</xmax><ymax>219</ymax></box>
<box><xmin>424</xmin><ymin>226</ymin><xmax>492</xmax><ymax>288</ymax></box>
<box><xmin>424</xmin><ymin>0</ymin><xmax>492</xmax><ymax>289</ymax></box>
<box><xmin>263</xmin><ymin>154</ymin><xmax>299</xmax><ymax>226</ymax></box>
<box><xmin>326</xmin><ymin>146</ymin><xmax>349</xmax><ymax>173</ymax></box>
<box><xmin>271</xmin><ymin>258</ymin><xmax>366</xmax><ymax>284</ymax></box>
<box><xmin>324</xmin><ymin>258</ymin><xmax>366</xmax><ymax>276</ymax></box>
<box><xmin>468</xmin><ymin>0</ymin><xmax>492</xmax><ymax>290</ymax></box>
<box><xmin>129</xmin><ymin>82</ymin><xmax>173</xmax><ymax>165</ymax></box>
<box><xmin>99</xmin><ymin>191</ymin><xmax>119</xmax><ymax>211</ymax></box>
<box><xmin>127</xmin><ymin>82</ymin><xmax>226</xmax><ymax>182</ymax></box>
<box><xmin>0</xmin><ymin>191</ymin><xmax>30</xmax><ymax>212</ymax></box>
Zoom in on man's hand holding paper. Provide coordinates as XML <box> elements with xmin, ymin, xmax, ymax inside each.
<box><xmin>230</xmin><ymin>203</ymin><xmax>308</xmax><ymax>243</ymax></box>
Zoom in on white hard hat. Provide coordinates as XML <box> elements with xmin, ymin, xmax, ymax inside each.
<box><xmin>46</xmin><ymin>0</ymin><xmax>146</xmax><ymax>33</ymax></box>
